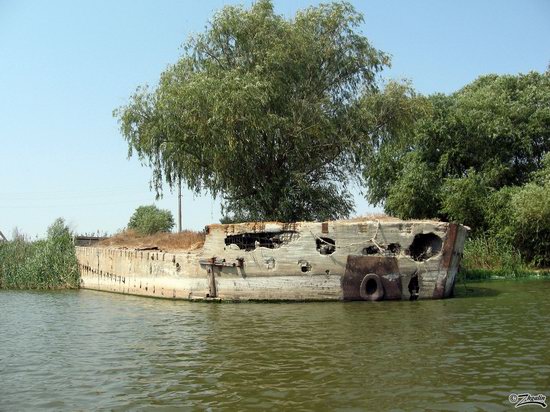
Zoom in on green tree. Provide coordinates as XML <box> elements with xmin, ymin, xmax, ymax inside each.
<box><xmin>115</xmin><ymin>0</ymin><xmax>393</xmax><ymax>222</ymax></box>
<box><xmin>364</xmin><ymin>71</ymin><xmax>550</xmax><ymax>232</ymax></box>
<box><xmin>128</xmin><ymin>205</ymin><xmax>175</xmax><ymax>235</ymax></box>
<box><xmin>507</xmin><ymin>153</ymin><xmax>550</xmax><ymax>266</ymax></box>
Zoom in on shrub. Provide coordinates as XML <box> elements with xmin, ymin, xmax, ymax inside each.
<box><xmin>461</xmin><ymin>235</ymin><xmax>528</xmax><ymax>278</ymax></box>
<box><xmin>0</xmin><ymin>218</ymin><xmax>80</xmax><ymax>289</ymax></box>
<box><xmin>459</xmin><ymin>154</ymin><xmax>550</xmax><ymax>268</ymax></box>
<box><xmin>127</xmin><ymin>205</ymin><xmax>175</xmax><ymax>235</ymax></box>
<box><xmin>510</xmin><ymin>182</ymin><xmax>550</xmax><ymax>266</ymax></box>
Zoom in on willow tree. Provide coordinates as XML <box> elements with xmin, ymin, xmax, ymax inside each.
<box><xmin>115</xmin><ymin>0</ymin><xmax>390</xmax><ymax>222</ymax></box>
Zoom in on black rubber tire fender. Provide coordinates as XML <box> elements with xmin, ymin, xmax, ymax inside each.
<box><xmin>359</xmin><ymin>273</ymin><xmax>385</xmax><ymax>301</ymax></box>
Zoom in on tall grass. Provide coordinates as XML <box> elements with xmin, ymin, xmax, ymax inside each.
<box><xmin>0</xmin><ymin>219</ymin><xmax>80</xmax><ymax>289</ymax></box>
<box><xmin>460</xmin><ymin>235</ymin><xmax>533</xmax><ymax>280</ymax></box>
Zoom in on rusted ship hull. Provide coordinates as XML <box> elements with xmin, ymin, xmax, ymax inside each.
<box><xmin>76</xmin><ymin>219</ymin><xmax>468</xmax><ymax>301</ymax></box>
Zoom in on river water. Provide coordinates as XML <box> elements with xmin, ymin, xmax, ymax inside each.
<box><xmin>1</xmin><ymin>280</ymin><xmax>549</xmax><ymax>411</ymax></box>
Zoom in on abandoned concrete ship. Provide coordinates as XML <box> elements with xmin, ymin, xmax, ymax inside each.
<box><xmin>76</xmin><ymin>218</ymin><xmax>469</xmax><ymax>301</ymax></box>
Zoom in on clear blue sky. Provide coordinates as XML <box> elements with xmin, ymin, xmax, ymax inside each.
<box><xmin>1</xmin><ymin>0</ymin><xmax>549</xmax><ymax>238</ymax></box>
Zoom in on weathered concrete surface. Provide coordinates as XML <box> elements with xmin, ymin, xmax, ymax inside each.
<box><xmin>76</xmin><ymin>219</ymin><xmax>469</xmax><ymax>301</ymax></box>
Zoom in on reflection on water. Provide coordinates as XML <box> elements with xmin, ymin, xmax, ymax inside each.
<box><xmin>1</xmin><ymin>280</ymin><xmax>549</xmax><ymax>411</ymax></box>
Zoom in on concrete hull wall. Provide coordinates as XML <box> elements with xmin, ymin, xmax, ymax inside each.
<box><xmin>76</xmin><ymin>219</ymin><xmax>469</xmax><ymax>301</ymax></box>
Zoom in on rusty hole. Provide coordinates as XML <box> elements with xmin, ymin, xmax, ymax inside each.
<box><xmin>299</xmin><ymin>260</ymin><xmax>311</xmax><ymax>273</ymax></box>
<box><xmin>224</xmin><ymin>231</ymin><xmax>297</xmax><ymax>251</ymax></box>
<box><xmin>362</xmin><ymin>245</ymin><xmax>379</xmax><ymax>255</ymax></box>
<box><xmin>408</xmin><ymin>274</ymin><xmax>420</xmax><ymax>301</ymax></box>
<box><xmin>387</xmin><ymin>243</ymin><xmax>401</xmax><ymax>254</ymax></box>
<box><xmin>409</xmin><ymin>233</ymin><xmax>442</xmax><ymax>261</ymax></box>
<box><xmin>365</xmin><ymin>278</ymin><xmax>378</xmax><ymax>295</ymax></box>
<box><xmin>362</xmin><ymin>243</ymin><xmax>401</xmax><ymax>256</ymax></box>
<box><xmin>316</xmin><ymin>237</ymin><xmax>335</xmax><ymax>255</ymax></box>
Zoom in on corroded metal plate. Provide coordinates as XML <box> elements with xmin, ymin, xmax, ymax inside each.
<box><xmin>342</xmin><ymin>255</ymin><xmax>402</xmax><ymax>301</ymax></box>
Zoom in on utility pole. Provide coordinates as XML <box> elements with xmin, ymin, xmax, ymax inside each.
<box><xmin>177</xmin><ymin>178</ymin><xmax>182</xmax><ymax>233</ymax></box>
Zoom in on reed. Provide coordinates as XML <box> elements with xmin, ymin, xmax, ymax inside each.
<box><xmin>459</xmin><ymin>235</ymin><xmax>534</xmax><ymax>281</ymax></box>
<box><xmin>0</xmin><ymin>219</ymin><xmax>80</xmax><ymax>289</ymax></box>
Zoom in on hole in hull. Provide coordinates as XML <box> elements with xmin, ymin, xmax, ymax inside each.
<box><xmin>408</xmin><ymin>274</ymin><xmax>420</xmax><ymax>301</ymax></box>
<box><xmin>362</xmin><ymin>243</ymin><xmax>401</xmax><ymax>256</ymax></box>
<box><xmin>316</xmin><ymin>237</ymin><xmax>335</xmax><ymax>255</ymax></box>
<box><xmin>365</xmin><ymin>278</ymin><xmax>378</xmax><ymax>295</ymax></box>
<box><xmin>409</xmin><ymin>233</ymin><xmax>442</xmax><ymax>261</ymax></box>
<box><xmin>299</xmin><ymin>260</ymin><xmax>311</xmax><ymax>272</ymax></box>
<box><xmin>225</xmin><ymin>231</ymin><xmax>298</xmax><ymax>251</ymax></box>
<box><xmin>362</xmin><ymin>245</ymin><xmax>379</xmax><ymax>255</ymax></box>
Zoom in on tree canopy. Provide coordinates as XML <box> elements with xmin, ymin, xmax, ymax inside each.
<box><xmin>128</xmin><ymin>205</ymin><xmax>175</xmax><ymax>235</ymax></box>
<box><xmin>364</xmin><ymin>71</ymin><xmax>550</xmax><ymax>221</ymax></box>
<box><xmin>363</xmin><ymin>70</ymin><xmax>550</xmax><ymax>265</ymax></box>
<box><xmin>115</xmin><ymin>0</ymin><xmax>395</xmax><ymax>222</ymax></box>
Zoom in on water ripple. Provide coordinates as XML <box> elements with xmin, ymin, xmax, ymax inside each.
<box><xmin>1</xmin><ymin>280</ymin><xmax>549</xmax><ymax>410</ymax></box>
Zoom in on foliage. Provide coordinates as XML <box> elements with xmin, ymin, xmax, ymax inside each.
<box><xmin>127</xmin><ymin>205</ymin><xmax>175</xmax><ymax>235</ymax></box>
<box><xmin>508</xmin><ymin>179</ymin><xmax>550</xmax><ymax>267</ymax></box>
<box><xmin>476</xmin><ymin>155</ymin><xmax>550</xmax><ymax>267</ymax></box>
<box><xmin>0</xmin><ymin>218</ymin><xmax>80</xmax><ymax>289</ymax></box>
<box><xmin>115</xmin><ymin>0</ymin><xmax>402</xmax><ymax>222</ymax></box>
<box><xmin>461</xmin><ymin>235</ymin><xmax>529</xmax><ymax>279</ymax></box>
<box><xmin>364</xmin><ymin>71</ymin><xmax>550</xmax><ymax>226</ymax></box>
<box><xmin>384</xmin><ymin>152</ymin><xmax>440</xmax><ymax>219</ymax></box>
<box><xmin>364</xmin><ymin>70</ymin><xmax>550</xmax><ymax>266</ymax></box>
<box><xmin>458</xmin><ymin>234</ymin><xmax>550</xmax><ymax>281</ymax></box>
<box><xmin>440</xmin><ymin>169</ymin><xmax>491</xmax><ymax>232</ymax></box>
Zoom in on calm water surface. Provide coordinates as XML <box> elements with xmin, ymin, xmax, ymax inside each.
<box><xmin>1</xmin><ymin>280</ymin><xmax>549</xmax><ymax>411</ymax></box>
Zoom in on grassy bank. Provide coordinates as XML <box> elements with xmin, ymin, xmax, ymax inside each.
<box><xmin>459</xmin><ymin>236</ymin><xmax>550</xmax><ymax>281</ymax></box>
<box><xmin>0</xmin><ymin>219</ymin><xmax>79</xmax><ymax>289</ymax></box>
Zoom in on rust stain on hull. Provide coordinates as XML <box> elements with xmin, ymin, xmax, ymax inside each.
<box><xmin>433</xmin><ymin>223</ymin><xmax>459</xmax><ymax>299</ymax></box>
